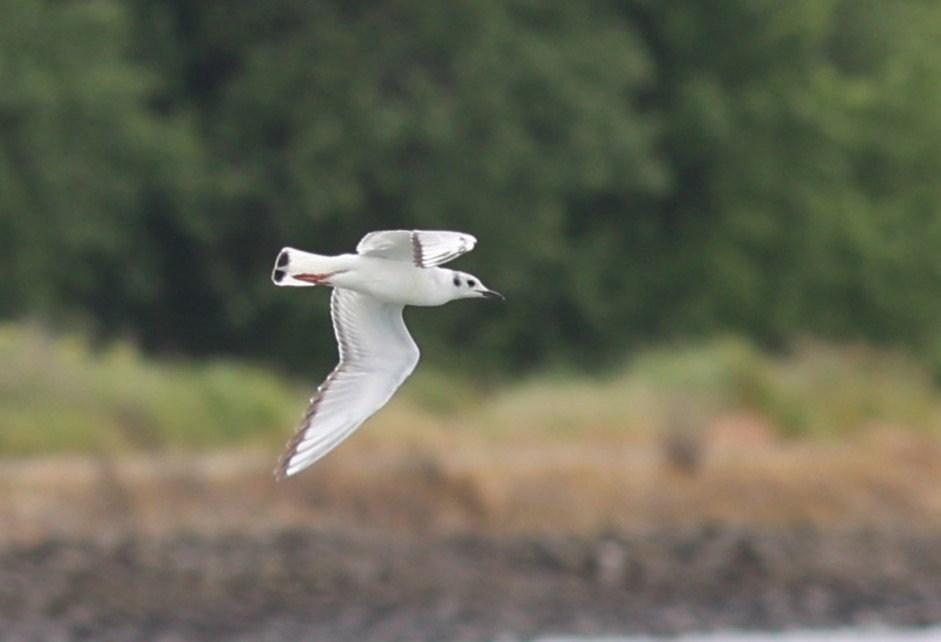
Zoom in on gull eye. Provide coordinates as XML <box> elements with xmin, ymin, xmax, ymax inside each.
<box><xmin>453</xmin><ymin>276</ymin><xmax>460</xmax><ymax>287</ymax></box>
<box><xmin>467</xmin><ymin>279</ymin><xmax>476</xmax><ymax>287</ymax></box>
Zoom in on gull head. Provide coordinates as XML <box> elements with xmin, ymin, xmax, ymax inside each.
<box><xmin>448</xmin><ymin>270</ymin><xmax>504</xmax><ymax>301</ymax></box>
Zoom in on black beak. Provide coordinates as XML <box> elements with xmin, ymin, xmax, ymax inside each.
<box><xmin>480</xmin><ymin>289</ymin><xmax>505</xmax><ymax>301</ymax></box>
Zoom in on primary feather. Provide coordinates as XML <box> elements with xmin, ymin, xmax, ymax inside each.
<box><xmin>276</xmin><ymin>288</ymin><xmax>419</xmax><ymax>479</ymax></box>
<box><xmin>356</xmin><ymin>230</ymin><xmax>477</xmax><ymax>267</ymax></box>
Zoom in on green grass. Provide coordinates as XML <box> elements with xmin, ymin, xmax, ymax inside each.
<box><xmin>627</xmin><ymin>338</ymin><xmax>941</xmax><ymax>439</ymax></box>
<box><xmin>1</xmin><ymin>324</ymin><xmax>940</xmax><ymax>456</ymax></box>
<box><xmin>0</xmin><ymin>324</ymin><xmax>299</xmax><ymax>454</ymax></box>
<box><xmin>413</xmin><ymin>338</ymin><xmax>941</xmax><ymax>447</ymax></box>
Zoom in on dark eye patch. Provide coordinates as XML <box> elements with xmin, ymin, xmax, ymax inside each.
<box><xmin>453</xmin><ymin>276</ymin><xmax>461</xmax><ymax>286</ymax></box>
<box><xmin>467</xmin><ymin>279</ymin><xmax>476</xmax><ymax>287</ymax></box>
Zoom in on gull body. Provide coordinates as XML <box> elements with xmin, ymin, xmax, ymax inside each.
<box><xmin>271</xmin><ymin>230</ymin><xmax>502</xmax><ymax>479</ymax></box>
<box><xmin>276</xmin><ymin>252</ymin><xmax>495</xmax><ymax>307</ymax></box>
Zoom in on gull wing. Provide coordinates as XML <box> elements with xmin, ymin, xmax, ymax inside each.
<box><xmin>276</xmin><ymin>288</ymin><xmax>420</xmax><ymax>479</ymax></box>
<box><xmin>356</xmin><ymin>230</ymin><xmax>477</xmax><ymax>268</ymax></box>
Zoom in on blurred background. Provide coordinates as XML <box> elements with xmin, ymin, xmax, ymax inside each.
<box><xmin>3</xmin><ymin>1</ymin><xmax>941</xmax><ymax>641</ymax></box>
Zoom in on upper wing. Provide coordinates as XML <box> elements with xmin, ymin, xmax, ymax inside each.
<box><xmin>276</xmin><ymin>288</ymin><xmax>420</xmax><ymax>478</ymax></box>
<box><xmin>356</xmin><ymin>230</ymin><xmax>477</xmax><ymax>267</ymax></box>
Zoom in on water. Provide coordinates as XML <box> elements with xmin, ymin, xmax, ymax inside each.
<box><xmin>536</xmin><ymin>628</ymin><xmax>941</xmax><ymax>642</ymax></box>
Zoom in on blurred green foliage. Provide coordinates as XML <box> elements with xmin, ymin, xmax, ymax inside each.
<box><xmin>2</xmin><ymin>323</ymin><xmax>937</xmax><ymax>455</ymax></box>
<box><xmin>0</xmin><ymin>323</ymin><xmax>297</xmax><ymax>453</ymax></box>
<box><xmin>3</xmin><ymin>0</ymin><xmax>941</xmax><ymax>374</ymax></box>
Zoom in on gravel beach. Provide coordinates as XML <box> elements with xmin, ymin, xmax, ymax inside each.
<box><xmin>2</xmin><ymin>446</ymin><xmax>941</xmax><ymax>642</ymax></box>
<box><xmin>3</xmin><ymin>525</ymin><xmax>941</xmax><ymax>642</ymax></box>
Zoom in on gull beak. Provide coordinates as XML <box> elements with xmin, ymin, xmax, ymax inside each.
<box><xmin>480</xmin><ymin>289</ymin><xmax>505</xmax><ymax>301</ymax></box>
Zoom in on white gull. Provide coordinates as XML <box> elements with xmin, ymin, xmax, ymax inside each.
<box><xmin>271</xmin><ymin>229</ymin><xmax>502</xmax><ymax>479</ymax></box>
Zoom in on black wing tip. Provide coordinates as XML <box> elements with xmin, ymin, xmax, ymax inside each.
<box><xmin>410</xmin><ymin>231</ymin><xmax>425</xmax><ymax>267</ymax></box>
<box><xmin>273</xmin><ymin>375</ymin><xmax>335</xmax><ymax>480</ymax></box>
<box><xmin>273</xmin><ymin>433</ymin><xmax>303</xmax><ymax>481</ymax></box>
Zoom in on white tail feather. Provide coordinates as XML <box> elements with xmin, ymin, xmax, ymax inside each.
<box><xmin>271</xmin><ymin>247</ymin><xmax>345</xmax><ymax>287</ymax></box>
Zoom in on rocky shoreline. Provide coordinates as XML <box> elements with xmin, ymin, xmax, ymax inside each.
<box><xmin>3</xmin><ymin>525</ymin><xmax>941</xmax><ymax>642</ymax></box>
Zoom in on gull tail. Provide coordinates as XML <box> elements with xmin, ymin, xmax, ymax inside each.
<box><xmin>271</xmin><ymin>247</ymin><xmax>347</xmax><ymax>287</ymax></box>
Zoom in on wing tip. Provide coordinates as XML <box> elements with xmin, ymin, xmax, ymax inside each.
<box><xmin>274</xmin><ymin>444</ymin><xmax>309</xmax><ymax>480</ymax></box>
<box><xmin>274</xmin><ymin>426</ymin><xmax>310</xmax><ymax>481</ymax></box>
<box><xmin>273</xmin><ymin>446</ymin><xmax>294</xmax><ymax>481</ymax></box>
<box><xmin>273</xmin><ymin>463</ymin><xmax>298</xmax><ymax>481</ymax></box>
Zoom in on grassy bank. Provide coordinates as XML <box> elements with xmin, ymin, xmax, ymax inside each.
<box><xmin>3</xmin><ymin>325</ymin><xmax>941</xmax><ymax>540</ymax></box>
<box><xmin>1</xmin><ymin>324</ymin><xmax>941</xmax><ymax>458</ymax></box>
<box><xmin>0</xmin><ymin>324</ymin><xmax>298</xmax><ymax>454</ymax></box>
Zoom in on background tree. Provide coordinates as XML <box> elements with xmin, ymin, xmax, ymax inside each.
<box><xmin>0</xmin><ymin>0</ymin><xmax>204</xmax><ymax>339</ymax></box>
<box><xmin>4</xmin><ymin>0</ymin><xmax>941</xmax><ymax>375</ymax></box>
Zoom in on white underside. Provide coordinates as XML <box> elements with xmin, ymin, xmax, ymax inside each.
<box><xmin>272</xmin><ymin>230</ymin><xmax>484</xmax><ymax>478</ymax></box>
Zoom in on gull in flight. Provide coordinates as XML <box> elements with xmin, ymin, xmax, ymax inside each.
<box><xmin>271</xmin><ymin>229</ymin><xmax>503</xmax><ymax>479</ymax></box>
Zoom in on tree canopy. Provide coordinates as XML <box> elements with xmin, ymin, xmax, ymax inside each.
<box><xmin>3</xmin><ymin>0</ymin><xmax>941</xmax><ymax>374</ymax></box>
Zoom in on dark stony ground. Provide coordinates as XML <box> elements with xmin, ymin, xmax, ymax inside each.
<box><xmin>2</xmin><ymin>525</ymin><xmax>941</xmax><ymax>642</ymax></box>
